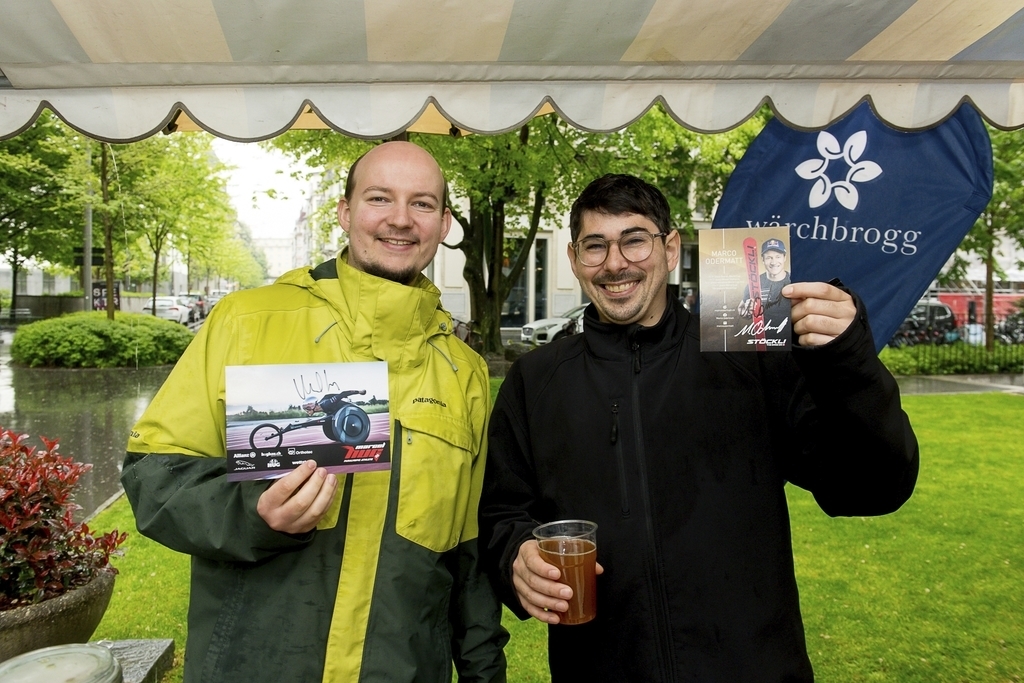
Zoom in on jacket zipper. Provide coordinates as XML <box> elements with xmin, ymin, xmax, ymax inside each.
<box><xmin>610</xmin><ymin>402</ymin><xmax>631</xmax><ymax>517</ymax></box>
<box><xmin>630</xmin><ymin>338</ymin><xmax>677</xmax><ymax>682</ymax></box>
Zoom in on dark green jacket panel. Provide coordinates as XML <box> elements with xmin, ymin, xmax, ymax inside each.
<box><xmin>122</xmin><ymin>452</ymin><xmax>312</xmax><ymax>562</ymax></box>
<box><xmin>123</xmin><ymin>452</ymin><xmax>352</xmax><ymax>683</ymax></box>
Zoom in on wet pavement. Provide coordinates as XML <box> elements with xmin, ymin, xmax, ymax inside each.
<box><xmin>0</xmin><ymin>330</ymin><xmax>173</xmax><ymax>521</ymax></box>
<box><xmin>0</xmin><ymin>324</ymin><xmax>1020</xmax><ymax>521</ymax></box>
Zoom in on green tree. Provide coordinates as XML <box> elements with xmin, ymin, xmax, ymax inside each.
<box><xmin>210</xmin><ymin>224</ymin><xmax>267</xmax><ymax>288</ymax></box>
<box><xmin>271</xmin><ymin>107</ymin><xmax>768</xmax><ymax>352</ymax></box>
<box><xmin>117</xmin><ymin>136</ymin><xmax>235</xmax><ymax>313</ymax></box>
<box><xmin>81</xmin><ymin>135</ymin><xmax>237</xmax><ymax>316</ymax></box>
<box><xmin>0</xmin><ymin>113</ymin><xmax>83</xmax><ymax>320</ymax></box>
<box><xmin>944</xmin><ymin>126</ymin><xmax>1024</xmax><ymax>351</ymax></box>
<box><xmin>233</xmin><ymin>221</ymin><xmax>270</xmax><ymax>284</ymax></box>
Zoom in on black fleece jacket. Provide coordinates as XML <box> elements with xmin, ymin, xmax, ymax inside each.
<box><xmin>479</xmin><ymin>293</ymin><xmax>918</xmax><ymax>683</ymax></box>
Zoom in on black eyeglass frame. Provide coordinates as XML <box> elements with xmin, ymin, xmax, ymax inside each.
<box><xmin>570</xmin><ymin>230</ymin><xmax>669</xmax><ymax>267</ymax></box>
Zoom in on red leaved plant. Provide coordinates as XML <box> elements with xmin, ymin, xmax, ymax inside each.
<box><xmin>0</xmin><ymin>428</ymin><xmax>127</xmax><ymax>611</ymax></box>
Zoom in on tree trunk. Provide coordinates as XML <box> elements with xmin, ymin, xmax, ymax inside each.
<box><xmin>984</xmin><ymin>240</ymin><xmax>995</xmax><ymax>353</ymax></box>
<box><xmin>101</xmin><ymin>145</ymin><xmax>116</xmax><ymax>321</ymax></box>
<box><xmin>8</xmin><ymin>245</ymin><xmax>19</xmax><ymax>325</ymax></box>
<box><xmin>151</xmin><ymin>238</ymin><xmax>163</xmax><ymax>317</ymax></box>
<box><xmin>461</xmin><ymin>202</ymin><xmax>496</xmax><ymax>353</ymax></box>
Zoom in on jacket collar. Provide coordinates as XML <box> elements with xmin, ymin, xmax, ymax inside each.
<box><xmin>581</xmin><ymin>292</ymin><xmax>692</xmax><ymax>361</ymax></box>
<box><xmin>280</xmin><ymin>250</ymin><xmax>449</xmax><ymax>369</ymax></box>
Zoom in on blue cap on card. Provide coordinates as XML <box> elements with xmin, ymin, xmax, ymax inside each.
<box><xmin>761</xmin><ymin>238</ymin><xmax>786</xmax><ymax>256</ymax></box>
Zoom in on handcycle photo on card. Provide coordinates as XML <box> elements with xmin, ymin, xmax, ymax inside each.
<box><xmin>224</xmin><ymin>362</ymin><xmax>391</xmax><ymax>481</ymax></box>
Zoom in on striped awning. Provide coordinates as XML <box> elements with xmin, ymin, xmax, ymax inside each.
<box><xmin>2</xmin><ymin>0</ymin><xmax>1023</xmax><ymax>141</ymax></box>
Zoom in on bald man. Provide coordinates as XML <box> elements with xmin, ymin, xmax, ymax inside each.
<box><xmin>124</xmin><ymin>142</ymin><xmax>508</xmax><ymax>683</ymax></box>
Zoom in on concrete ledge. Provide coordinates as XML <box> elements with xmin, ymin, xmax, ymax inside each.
<box><xmin>93</xmin><ymin>639</ymin><xmax>174</xmax><ymax>683</ymax></box>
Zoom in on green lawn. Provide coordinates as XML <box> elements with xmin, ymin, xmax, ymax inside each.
<box><xmin>91</xmin><ymin>392</ymin><xmax>1024</xmax><ymax>682</ymax></box>
<box><xmin>791</xmin><ymin>393</ymin><xmax>1024</xmax><ymax>682</ymax></box>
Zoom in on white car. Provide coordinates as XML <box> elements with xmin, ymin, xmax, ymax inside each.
<box><xmin>521</xmin><ymin>304</ymin><xmax>588</xmax><ymax>345</ymax></box>
<box><xmin>143</xmin><ymin>296</ymin><xmax>190</xmax><ymax>324</ymax></box>
<box><xmin>174</xmin><ymin>296</ymin><xmax>198</xmax><ymax>323</ymax></box>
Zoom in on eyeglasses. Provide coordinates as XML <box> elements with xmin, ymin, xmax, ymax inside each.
<box><xmin>571</xmin><ymin>230</ymin><xmax>668</xmax><ymax>267</ymax></box>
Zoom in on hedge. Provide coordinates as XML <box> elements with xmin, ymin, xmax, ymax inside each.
<box><xmin>878</xmin><ymin>341</ymin><xmax>1024</xmax><ymax>376</ymax></box>
<box><xmin>10</xmin><ymin>312</ymin><xmax>194</xmax><ymax>368</ymax></box>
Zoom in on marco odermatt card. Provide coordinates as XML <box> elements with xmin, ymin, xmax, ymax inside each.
<box><xmin>698</xmin><ymin>227</ymin><xmax>792</xmax><ymax>352</ymax></box>
<box><xmin>225</xmin><ymin>362</ymin><xmax>391</xmax><ymax>481</ymax></box>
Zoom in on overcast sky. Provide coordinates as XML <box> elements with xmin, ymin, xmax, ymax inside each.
<box><xmin>211</xmin><ymin>138</ymin><xmax>316</xmax><ymax>241</ymax></box>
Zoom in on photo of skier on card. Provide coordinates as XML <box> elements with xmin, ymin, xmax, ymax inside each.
<box><xmin>737</xmin><ymin>237</ymin><xmax>792</xmax><ymax>347</ymax></box>
<box><xmin>698</xmin><ymin>226</ymin><xmax>791</xmax><ymax>352</ymax></box>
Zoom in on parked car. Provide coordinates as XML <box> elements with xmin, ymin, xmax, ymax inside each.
<box><xmin>521</xmin><ymin>304</ymin><xmax>588</xmax><ymax>345</ymax></box>
<box><xmin>143</xmin><ymin>296</ymin><xmax>190</xmax><ymax>324</ymax></box>
<box><xmin>185</xmin><ymin>293</ymin><xmax>208</xmax><ymax>319</ymax></box>
<box><xmin>175</xmin><ymin>296</ymin><xmax>199</xmax><ymax>323</ymax></box>
<box><xmin>207</xmin><ymin>289</ymin><xmax>231</xmax><ymax>309</ymax></box>
<box><xmin>888</xmin><ymin>300</ymin><xmax>959</xmax><ymax>347</ymax></box>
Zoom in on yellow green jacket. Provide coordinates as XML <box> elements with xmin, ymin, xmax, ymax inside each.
<box><xmin>123</xmin><ymin>255</ymin><xmax>508</xmax><ymax>683</ymax></box>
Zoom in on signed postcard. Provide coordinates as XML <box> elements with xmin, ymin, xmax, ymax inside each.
<box><xmin>698</xmin><ymin>227</ymin><xmax>792</xmax><ymax>352</ymax></box>
<box><xmin>224</xmin><ymin>362</ymin><xmax>391</xmax><ymax>481</ymax></box>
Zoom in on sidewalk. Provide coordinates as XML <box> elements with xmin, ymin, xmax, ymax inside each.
<box><xmin>897</xmin><ymin>373</ymin><xmax>1024</xmax><ymax>395</ymax></box>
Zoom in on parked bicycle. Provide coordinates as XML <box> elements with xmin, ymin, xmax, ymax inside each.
<box><xmin>996</xmin><ymin>311</ymin><xmax>1024</xmax><ymax>345</ymax></box>
<box><xmin>249</xmin><ymin>389</ymin><xmax>370</xmax><ymax>449</ymax></box>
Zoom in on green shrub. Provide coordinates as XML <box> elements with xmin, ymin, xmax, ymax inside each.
<box><xmin>879</xmin><ymin>341</ymin><xmax>1024</xmax><ymax>375</ymax></box>
<box><xmin>10</xmin><ymin>312</ymin><xmax>194</xmax><ymax>368</ymax></box>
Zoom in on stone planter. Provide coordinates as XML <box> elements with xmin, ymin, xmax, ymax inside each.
<box><xmin>0</xmin><ymin>569</ymin><xmax>116</xmax><ymax>663</ymax></box>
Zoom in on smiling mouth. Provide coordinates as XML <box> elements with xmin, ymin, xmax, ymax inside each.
<box><xmin>595</xmin><ymin>271</ymin><xmax>644</xmax><ymax>295</ymax></box>
<box><xmin>380</xmin><ymin>237</ymin><xmax>415</xmax><ymax>247</ymax></box>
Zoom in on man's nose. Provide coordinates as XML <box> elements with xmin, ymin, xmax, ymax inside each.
<box><xmin>604</xmin><ymin>240</ymin><xmax>630</xmax><ymax>270</ymax></box>
<box><xmin>389</xmin><ymin>202</ymin><xmax>414</xmax><ymax>228</ymax></box>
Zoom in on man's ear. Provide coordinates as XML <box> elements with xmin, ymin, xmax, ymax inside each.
<box><xmin>567</xmin><ymin>242</ymin><xmax>581</xmax><ymax>281</ymax></box>
<box><xmin>665</xmin><ymin>230</ymin><xmax>681</xmax><ymax>272</ymax></box>
<box><xmin>440</xmin><ymin>208</ymin><xmax>452</xmax><ymax>242</ymax></box>
<box><xmin>337</xmin><ymin>198</ymin><xmax>350</xmax><ymax>234</ymax></box>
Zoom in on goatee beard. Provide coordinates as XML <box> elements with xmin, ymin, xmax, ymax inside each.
<box><xmin>362</xmin><ymin>262</ymin><xmax>419</xmax><ymax>286</ymax></box>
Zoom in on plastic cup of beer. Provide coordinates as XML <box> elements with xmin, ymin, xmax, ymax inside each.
<box><xmin>533</xmin><ymin>519</ymin><xmax>598</xmax><ymax>625</ymax></box>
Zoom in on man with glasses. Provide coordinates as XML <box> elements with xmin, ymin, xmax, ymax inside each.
<box><xmin>479</xmin><ymin>174</ymin><xmax>918</xmax><ymax>682</ymax></box>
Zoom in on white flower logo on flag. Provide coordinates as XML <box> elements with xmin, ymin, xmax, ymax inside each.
<box><xmin>794</xmin><ymin>131</ymin><xmax>883</xmax><ymax>210</ymax></box>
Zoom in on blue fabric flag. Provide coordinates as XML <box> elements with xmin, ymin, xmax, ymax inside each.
<box><xmin>712</xmin><ymin>103</ymin><xmax>993</xmax><ymax>351</ymax></box>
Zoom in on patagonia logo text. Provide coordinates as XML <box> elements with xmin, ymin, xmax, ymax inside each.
<box><xmin>413</xmin><ymin>397</ymin><xmax>447</xmax><ymax>408</ymax></box>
